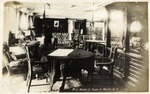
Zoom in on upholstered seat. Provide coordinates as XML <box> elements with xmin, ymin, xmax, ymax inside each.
<box><xmin>9</xmin><ymin>58</ymin><xmax>27</xmax><ymax>67</ymax></box>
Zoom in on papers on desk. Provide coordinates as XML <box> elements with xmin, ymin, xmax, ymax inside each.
<box><xmin>48</xmin><ymin>49</ymin><xmax>74</xmax><ymax>57</ymax></box>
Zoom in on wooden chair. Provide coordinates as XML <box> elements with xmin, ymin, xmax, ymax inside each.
<box><xmin>95</xmin><ymin>46</ymin><xmax>117</xmax><ymax>85</ymax></box>
<box><xmin>2</xmin><ymin>42</ymin><xmax>28</xmax><ymax>83</ymax></box>
<box><xmin>25</xmin><ymin>41</ymin><xmax>49</xmax><ymax>92</ymax></box>
<box><xmin>72</xmin><ymin>39</ymin><xmax>80</xmax><ymax>49</ymax></box>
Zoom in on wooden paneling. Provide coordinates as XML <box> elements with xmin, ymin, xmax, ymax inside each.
<box><xmin>114</xmin><ymin>49</ymin><xmax>144</xmax><ymax>89</ymax></box>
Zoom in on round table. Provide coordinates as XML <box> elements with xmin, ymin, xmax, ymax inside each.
<box><xmin>47</xmin><ymin>49</ymin><xmax>94</xmax><ymax>91</ymax></box>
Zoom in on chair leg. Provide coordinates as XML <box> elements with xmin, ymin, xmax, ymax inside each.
<box><xmin>86</xmin><ymin>71</ymin><xmax>90</xmax><ymax>82</ymax></box>
<box><xmin>98</xmin><ymin>66</ymin><xmax>103</xmax><ymax>74</ymax></box>
<box><xmin>26</xmin><ymin>78</ymin><xmax>28</xmax><ymax>86</ymax></box>
<box><xmin>27</xmin><ymin>75</ymin><xmax>32</xmax><ymax>92</ymax></box>
<box><xmin>109</xmin><ymin>66</ymin><xmax>114</xmax><ymax>85</ymax></box>
<box><xmin>26</xmin><ymin>73</ymin><xmax>29</xmax><ymax>86</ymax></box>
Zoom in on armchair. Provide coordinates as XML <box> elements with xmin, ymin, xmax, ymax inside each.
<box><xmin>2</xmin><ymin>42</ymin><xmax>28</xmax><ymax>82</ymax></box>
<box><xmin>95</xmin><ymin>46</ymin><xmax>117</xmax><ymax>85</ymax></box>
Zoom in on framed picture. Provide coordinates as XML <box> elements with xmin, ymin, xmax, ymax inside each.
<box><xmin>54</xmin><ymin>21</ymin><xmax>59</xmax><ymax>27</ymax></box>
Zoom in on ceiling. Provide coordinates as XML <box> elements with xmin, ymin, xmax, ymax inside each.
<box><xmin>4</xmin><ymin>0</ymin><xmax>114</xmax><ymax>21</ymax></box>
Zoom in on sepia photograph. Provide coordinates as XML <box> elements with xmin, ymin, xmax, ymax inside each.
<box><xmin>0</xmin><ymin>0</ymin><xmax>149</xmax><ymax>93</ymax></box>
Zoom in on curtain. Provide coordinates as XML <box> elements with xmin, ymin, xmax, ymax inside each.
<box><xmin>29</xmin><ymin>15</ymin><xmax>34</xmax><ymax>29</ymax></box>
<box><xmin>19</xmin><ymin>11</ymin><xmax>29</xmax><ymax>30</ymax></box>
<box><xmin>68</xmin><ymin>20</ymin><xmax>74</xmax><ymax>40</ymax></box>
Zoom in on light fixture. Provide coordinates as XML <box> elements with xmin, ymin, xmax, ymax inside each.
<box><xmin>42</xmin><ymin>3</ymin><xmax>50</xmax><ymax>29</ymax></box>
<box><xmin>43</xmin><ymin>3</ymin><xmax>51</xmax><ymax>19</ymax></box>
<box><xmin>130</xmin><ymin>21</ymin><xmax>142</xmax><ymax>33</ymax></box>
<box><xmin>130</xmin><ymin>2</ymin><xmax>142</xmax><ymax>33</ymax></box>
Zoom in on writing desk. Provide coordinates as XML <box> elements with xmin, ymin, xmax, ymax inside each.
<box><xmin>47</xmin><ymin>49</ymin><xmax>94</xmax><ymax>91</ymax></box>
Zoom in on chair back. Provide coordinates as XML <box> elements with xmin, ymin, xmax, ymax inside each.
<box><xmin>3</xmin><ymin>42</ymin><xmax>12</xmax><ymax>74</ymax></box>
<box><xmin>97</xmin><ymin>45</ymin><xmax>111</xmax><ymax>58</ymax></box>
<box><xmin>97</xmin><ymin>45</ymin><xmax>105</xmax><ymax>55</ymax></box>
<box><xmin>110</xmin><ymin>46</ymin><xmax>117</xmax><ymax>62</ymax></box>
<box><xmin>3</xmin><ymin>42</ymin><xmax>11</xmax><ymax>59</ymax></box>
<box><xmin>26</xmin><ymin>41</ymin><xmax>41</xmax><ymax>61</ymax></box>
<box><xmin>25</xmin><ymin>41</ymin><xmax>47</xmax><ymax>75</ymax></box>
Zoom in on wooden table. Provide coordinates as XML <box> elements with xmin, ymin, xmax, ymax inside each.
<box><xmin>85</xmin><ymin>40</ymin><xmax>106</xmax><ymax>44</ymax></box>
<box><xmin>47</xmin><ymin>49</ymin><xmax>94</xmax><ymax>91</ymax></box>
<box><xmin>85</xmin><ymin>40</ymin><xmax>106</xmax><ymax>52</ymax></box>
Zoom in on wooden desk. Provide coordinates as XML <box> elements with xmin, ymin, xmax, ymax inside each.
<box><xmin>47</xmin><ymin>49</ymin><xmax>94</xmax><ymax>91</ymax></box>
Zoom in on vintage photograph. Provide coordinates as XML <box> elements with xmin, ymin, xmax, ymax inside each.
<box><xmin>1</xmin><ymin>0</ymin><xmax>149</xmax><ymax>93</ymax></box>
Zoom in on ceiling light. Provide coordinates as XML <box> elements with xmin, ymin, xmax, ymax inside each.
<box><xmin>130</xmin><ymin>21</ymin><xmax>142</xmax><ymax>33</ymax></box>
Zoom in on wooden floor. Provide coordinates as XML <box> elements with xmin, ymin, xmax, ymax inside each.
<box><xmin>2</xmin><ymin>67</ymin><xmax>127</xmax><ymax>93</ymax></box>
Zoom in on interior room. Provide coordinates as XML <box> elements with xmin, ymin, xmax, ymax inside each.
<box><xmin>2</xmin><ymin>0</ymin><xmax>148</xmax><ymax>93</ymax></box>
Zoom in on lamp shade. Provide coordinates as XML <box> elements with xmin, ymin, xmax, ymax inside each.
<box><xmin>130</xmin><ymin>21</ymin><xmax>142</xmax><ymax>33</ymax></box>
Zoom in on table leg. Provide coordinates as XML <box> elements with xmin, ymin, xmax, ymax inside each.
<box><xmin>59</xmin><ymin>72</ymin><xmax>66</xmax><ymax>91</ymax></box>
<box><xmin>48</xmin><ymin>59</ymin><xmax>56</xmax><ymax>91</ymax></box>
<box><xmin>59</xmin><ymin>60</ymin><xmax>66</xmax><ymax>91</ymax></box>
<box><xmin>78</xmin><ymin>69</ymin><xmax>85</xmax><ymax>84</ymax></box>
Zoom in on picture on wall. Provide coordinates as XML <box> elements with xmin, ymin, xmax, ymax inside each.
<box><xmin>54</xmin><ymin>21</ymin><xmax>59</xmax><ymax>27</ymax></box>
